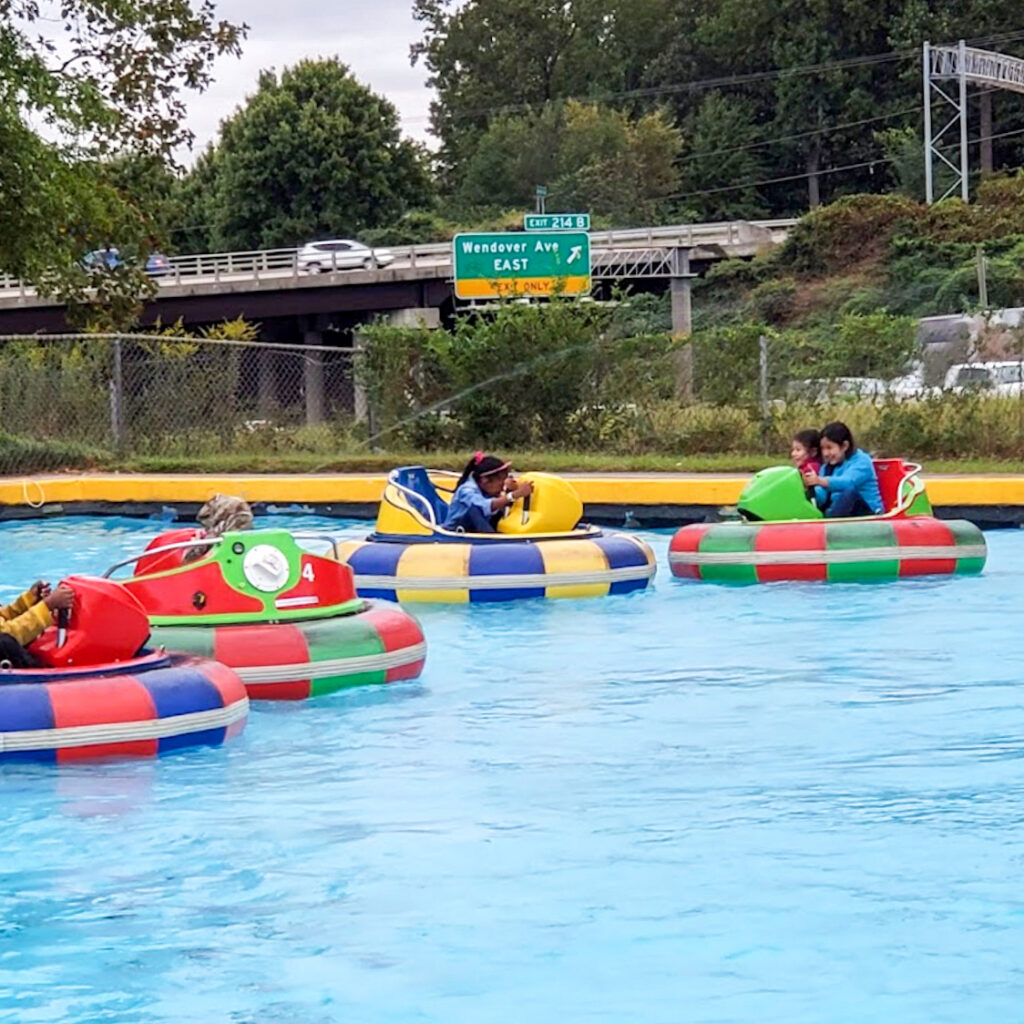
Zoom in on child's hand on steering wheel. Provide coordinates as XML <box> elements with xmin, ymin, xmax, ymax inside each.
<box><xmin>44</xmin><ymin>583</ymin><xmax>74</xmax><ymax>613</ymax></box>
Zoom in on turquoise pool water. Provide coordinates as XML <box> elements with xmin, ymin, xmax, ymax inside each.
<box><xmin>2</xmin><ymin>515</ymin><xmax>1023</xmax><ymax>1023</ymax></box>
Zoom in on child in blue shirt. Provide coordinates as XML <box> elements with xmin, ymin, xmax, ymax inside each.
<box><xmin>443</xmin><ymin>452</ymin><xmax>534</xmax><ymax>533</ymax></box>
<box><xmin>802</xmin><ymin>421</ymin><xmax>883</xmax><ymax>518</ymax></box>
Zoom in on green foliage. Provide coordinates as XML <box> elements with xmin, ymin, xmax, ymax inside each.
<box><xmin>182</xmin><ymin>59</ymin><xmax>435</xmax><ymax>251</ymax></box>
<box><xmin>0</xmin><ymin>338</ymin><xmax>113</xmax><ymax>446</ymax></box>
<box><xmin>444</xmin><ymin>302</ymin><xmax>610</xmax><ymax>446</ymax></box>
<box><xmin>691</xmin><ymin>323</ymin><xmax>768</xmax><ymax>405</ymax></box>
<box><xmin>679</xmin><ymin>92</ymin><xmax>768</xmax><ymax>220</ymax></box>
<box><xmin>776</xmin><ymin>193</ymin><xmax>919</xmax><ymax>275</ymax></box>
<box><xmin>414</xmin><ymin>0</ymin><xmax>1024</xmax><ymax>218</ymax></box>
<box><xmin>875</xmin><ymin>127</ymin><xmax>926</xmax><ymax>201</ymax></box>
<box><xmin>702</xmin><ymin>256</ymin><xmax>775</xmax><ymax>293</ymax></box>
<box><xmin>458</xmin><ymin>101</ymin><xmax>683</xmax><ymax>225</ymax></box>
<box><xmin>749</xmin><ymin>279</ymin><xmax>798</xmax><ymax>324</ymax></box>
<box><xmin>411</xmin><ymin>0</ymin><xmax>678</xmax><ymax>183</ymax></box>
<box><xmin>0</xmin><ymin>431</ymin><xmax>108</xmax><ymax>474</ymax></box>
<box><xmin>688</xmin><ymin>312</ymin><xmax>916</xmax><ymax>406</ymax></box>
<box><xmin>867</xmin><ymin>394</ymin><xmax>1024</xmax><ymax>460</ymax></box>
<box><xmin>354</xmin><ymin>323</ymin><xmax>452</xmax><ymax>441</ymax></box>
<box><xmin>357</xmin><ymin>300</ymin><xmax>685</xmax><ymax>450</ymax></box>
<box><xmin>361</xmin><ymin>211</ymin><xmax>455</xmax><ymax>247</ymax></box>
<box><xmin>0</xmin><ymin>1</ymin><xmax>244</xmax><ymax>318</ymax></box>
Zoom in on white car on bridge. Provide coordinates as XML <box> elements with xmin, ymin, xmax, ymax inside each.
<box><xmin>296</xmin><ymin>239</ymin><xmax>394</xmax><ymax>273</ymax></box>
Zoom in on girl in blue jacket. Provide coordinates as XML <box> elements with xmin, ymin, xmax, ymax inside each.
<box><xmin>442</xmin><ymin>452</ymin><xmax>534</xmax><ymax>533</ymax></box>
<box><xmin>802</xmin><ymin>421</ymin><xmax>883</xmax><ymax>518</ymax></box>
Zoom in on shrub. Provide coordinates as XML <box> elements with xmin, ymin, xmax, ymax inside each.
<box><xmin>775</xmin><ymin>193</ymin><xmax>919</xmax><ymax>276</ymax></box>
<box><xmin>354</xmin><ymin>322</ymin><xmax>451</xmax><ymax>445</ymax></box>
<box><xmin>445</xmin><ymin>301</ymin><xmax>612</xmax><ymax>447</ymax></box>
<box><xmin>749</xmin><ymin>278</ymin><xmax>798</xmax><ymax>324</ymax></box>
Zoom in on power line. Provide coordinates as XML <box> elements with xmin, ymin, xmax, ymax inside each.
<box><xmin>679</xmin><ymin>106</ymin><xmax>922</xmax><ymax>165</ymax></box>
<box><xmin>403</xmin><ymin>28</ymin><xmax>1024</xmax><ymax>125</ymax></box>
<box><xmin>666</xmin><ymin>158</ymin><xmax>896</xmax><ymax>202</ymax></box>
<box><xmin>680</xmin><ymin>83</ymin><xmax>1009</xmax><ymax>167</ymax></box>
<box><xmin>666</xmin><ymin>121</ymin><xmax>1024</xmax><ymax>202</ymax></box>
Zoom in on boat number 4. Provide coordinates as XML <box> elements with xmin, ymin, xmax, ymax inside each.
<box><xmin>302</xmin><ymin>563</ymin><xmax>316</xmax><ymax>583</ymax></box>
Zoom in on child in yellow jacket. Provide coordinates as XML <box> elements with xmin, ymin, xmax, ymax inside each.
<box><xmin>0</xmin><ymin>581</ymin><xmax>74</xmax><ymax>668</ymax></box>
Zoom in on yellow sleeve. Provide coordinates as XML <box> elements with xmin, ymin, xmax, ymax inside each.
<box><xmin>0</xmin><ymin>591</ymin><xmax>35</xmax><ymax>622</ymax></box>
<box><xmin>0</xmin><ymin>601</ymin><xmax>53</xmax><ymax>646</ymax></box>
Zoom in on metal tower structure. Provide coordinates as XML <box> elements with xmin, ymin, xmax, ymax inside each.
<box><xmin>924</xmin><ymin>40</ymin><xmax>1024</xmax><ymax>203</ymax></box>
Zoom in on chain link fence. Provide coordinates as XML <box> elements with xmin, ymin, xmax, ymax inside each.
<box><xmin>0</xmin><ymin>334</ymin><xmax>360</xmax><ymax>472</ymax></box>
<box><xmin>3</xmin><ymin>305</ymin><xmax>1024</xmax><ymax>475</ymax></box>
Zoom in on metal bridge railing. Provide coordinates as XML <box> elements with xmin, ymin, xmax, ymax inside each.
<box><xmin>0</xmin><ymin>219</ymin><xmax>796</xmax><ymax>295</ymax></box>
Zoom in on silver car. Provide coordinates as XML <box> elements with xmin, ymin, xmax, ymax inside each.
<box><xmin>296</xmin><ymin>239</ymin><xmax>394</xmax><ymax>273</ymax></box>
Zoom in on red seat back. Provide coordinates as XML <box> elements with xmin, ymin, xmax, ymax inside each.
<box><xmin>873</xmin><ymin>459</ymin><xmax>909</xmax><ymax>513</ymax></box>
<box><xmin>134</xmin><ymin>528</ymin><xmax>203</xmax><ymax>576</ymax></box>
<box><xmin>30</xmin><ymin>576</ymin><xmax>151</xmax><ymax>668</ymax></box>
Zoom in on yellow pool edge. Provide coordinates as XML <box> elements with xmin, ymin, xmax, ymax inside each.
<box><xmin>1</xmin><ymin>473</ymin><xmax>1021</xmax><ymax>509</ymax></box>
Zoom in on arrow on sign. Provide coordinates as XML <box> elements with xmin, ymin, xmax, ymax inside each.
<box><xmin>567</xmin><ymin>245</ymin><xmax>583</xmax><ymax>265</ymax></box>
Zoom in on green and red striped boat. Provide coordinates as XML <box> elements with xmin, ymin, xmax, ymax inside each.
<box><xmin>669</xmin><ymin>459</ymin><xmax>986</xmax><ymax>584</ymax></box>
<box><xmin>109</xmin><ymin>528</ymin><xmax>426</xmax><ymax>699</ymax></box>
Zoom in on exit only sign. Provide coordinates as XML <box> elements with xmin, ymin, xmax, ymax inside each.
<box><xmin>452</xmin><ymin>231</ymin><xmax>592</xmax><ymax>299</ymax></box>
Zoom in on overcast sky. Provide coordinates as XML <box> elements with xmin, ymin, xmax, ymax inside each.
<box><xmin>182</xmin><ymin>0</ymin><xmax>435</xmax><ymax>161</ymax></box>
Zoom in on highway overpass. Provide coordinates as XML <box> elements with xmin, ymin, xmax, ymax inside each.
<box><xmin>0</xmin><ymin>220</ymin><xmax>794</xmax><ymax>337</ymax></box>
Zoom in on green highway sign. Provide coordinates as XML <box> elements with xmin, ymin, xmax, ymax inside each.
<box><xmin>452</xmin><ymin>231</ymin><xmax>592</xmax><ymax>299</ymax></box>
<box><xmin>524</xmin><ymin>213</ymin><xmax>591</xmax><ymax>231</ymax></box>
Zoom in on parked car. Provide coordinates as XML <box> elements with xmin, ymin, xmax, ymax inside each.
<box><xmin>943</xmin><ymin>360</ymin><xmax>1024</xmax><ymax>396</ymax></box>
<box><xmin>82</xmin><ymin>247</ymin><xmax>171</xmax><ymax>277</ymax></box>
<box><xmin>296</xmin><ymin>239</ymin><xmax>394</xmax><ymax>273</ymax></box>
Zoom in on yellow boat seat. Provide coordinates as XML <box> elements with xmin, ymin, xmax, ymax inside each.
<box><xmin>497</xmin><ymin>473</ymin><xmax>583</xmax><ymax>535</ymax></box>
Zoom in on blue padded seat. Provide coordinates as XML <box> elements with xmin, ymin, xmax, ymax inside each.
<box><xmin>393</xmin><ymin>466</ymin><xmax>450</xmax><ymax>525</ymax></box>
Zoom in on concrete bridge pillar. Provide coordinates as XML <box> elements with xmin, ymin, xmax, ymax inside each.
<box><xmin>302</xmin><ymin>323</ymin><xmax>326</xmax><ymax>426</ymax></box>
<box><xmin>670</xmin><ymin>248</ymin><xmax>698</xmax><ymax>401</ymax></box>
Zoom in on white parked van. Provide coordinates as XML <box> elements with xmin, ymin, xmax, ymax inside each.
<box><xmin>943</xmin><ymin>361</ymin><xmax>1024</xmax><ymax>396</ymax></box>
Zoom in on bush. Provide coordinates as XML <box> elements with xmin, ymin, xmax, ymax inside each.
<box><xmin>749</xmin><ymin>278</ymin><xmax>798</xmax><ymax>324</ymax></box>
<box><xmin>445</xmin><ymin>301</ymin><xmax>612</xmax><ymax>446</ymax></box>
<box><xmin>354</xmin><ymin>322</ymin><xmax>451</xmax><ymax>446</ymax></box>
<box><xmin>776</xmin><ymin>193</ymin><xmax>919</xmax><ymax>276</ymax></box>
<box><xmin>702</xmin><ymin>255</ymin><xmax>773</xmax><ymax>292</ymax></box>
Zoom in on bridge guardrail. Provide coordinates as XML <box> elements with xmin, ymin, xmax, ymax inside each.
<box><xmin>0</xmin><ymin>219</ymin><xmax>798</xmax><ymax>295</ymax></box>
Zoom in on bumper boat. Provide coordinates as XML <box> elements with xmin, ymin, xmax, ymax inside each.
<box><xmin>0</xmin><ymin>576</ymin><xmax>248</xmax><ymax>763</ymax></box>
<box><xmin>110</xmin><ymin>527</ymin><xmax>426</xmax><ymax>700</ymax></box>
<box><xmin>335</xmin><ymin>467</ymin><xmax>656</xmax><ymax>602</ymax></box>
<box><xmin>669</xmin><ymin>459</ymin><xmax>986</xmax><ymax>584</ymax></box>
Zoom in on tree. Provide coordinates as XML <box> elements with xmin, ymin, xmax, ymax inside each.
<box><xmin>458</xmin><ymin>101</ymin><xmax>682</xmax><ymax>225</ymax></box>
<box><xmin>186</xmin><ymin>58</ymin><xmax>435</xmax><ymax>252</ymax></box>
<box><xmin>677</xmin><ymin>92</ymin><xmax>768</xmax><ymax>220</ymax></box>
<box><xmin>0</xmin><ymin>0</ymin><xmax>245</xmax><ymax>324</ymax></box>
<box><xmin>411</xmin><ymin>0</ymin><xmax>678</xmax><ymax>185</ymax></box>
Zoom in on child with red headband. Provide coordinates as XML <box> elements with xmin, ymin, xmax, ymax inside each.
<box><xmin>442</xmin><ymin>452</ymin><xmax>534</xmax><ymax>533</ymax></box>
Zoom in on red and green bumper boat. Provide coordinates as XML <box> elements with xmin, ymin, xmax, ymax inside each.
<box><xmin>109</xmin><ymin>528</ymin><xmax>426</xmax><ymax>700</ymax></box>
<box><xmin>669</xmin><ymin>459</ymin><xmax>986</xmax><ymax>584</ymax></box>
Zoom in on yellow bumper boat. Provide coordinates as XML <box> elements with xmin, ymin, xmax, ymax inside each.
<box><xmin>335</xmin><ymin>467</ymin><xmax>656</xmax><ymax>603</ymax></box>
